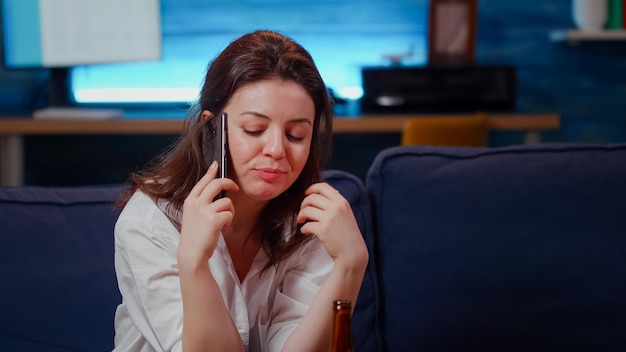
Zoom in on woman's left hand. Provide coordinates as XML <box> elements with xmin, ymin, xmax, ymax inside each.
<box><xmin>297</xmin><ymin>182</ymin><xmax>368</xmax><ymax>269</ymax></box>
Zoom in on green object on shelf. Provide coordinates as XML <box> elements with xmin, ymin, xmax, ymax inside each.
<box><xmin>607</xmin><ymin>0</ymin><xmax>623</xmax><ymax>29</ymax></box>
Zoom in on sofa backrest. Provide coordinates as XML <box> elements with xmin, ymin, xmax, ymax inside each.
<box><xmin>0</xmin><ymin>170</ymin><xmax>382</xmax><ymax>352</ymax></box>
<box><xmin>0</xmin><ymin>185</ymin><xmax>124</xmax><ymax>351</ymax></box>
<box><xmin>366</xmin><ymin>143</ymin><xmax>626</xmax><ymax>351</ymax></box>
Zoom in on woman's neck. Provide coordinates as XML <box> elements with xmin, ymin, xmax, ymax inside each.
<box><xmin>222</xmin><ymin>192</ymin><xmax>267</xmax><ymax>282</ymax></box>
<box><xmin>222</xmin><ymin>191</ymin><xmax>267</xmax><ymax>245</ymax></box>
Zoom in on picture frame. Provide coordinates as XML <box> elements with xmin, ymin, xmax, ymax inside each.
<box><xmin>427</xmin><ymin>0</ymin><xmax>478</xmax><ymax>67</ymax></box>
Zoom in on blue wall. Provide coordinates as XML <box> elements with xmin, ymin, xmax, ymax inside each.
<box><xmin>477</xmin><ymin>0</ymin><xmax>626</xmax><ymax>144</ymax></box>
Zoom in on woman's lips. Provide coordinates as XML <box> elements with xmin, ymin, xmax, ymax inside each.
<box><xmin>255</xmin><ymin>168</ymin><xmax>285</xmax><ymax>182</ymax></box>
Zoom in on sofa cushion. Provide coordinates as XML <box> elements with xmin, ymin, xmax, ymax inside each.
<box><xmin>0</xmin><ymin>171</ymin><xmax>381</xmax><ymax>351</ymax></box>
<box><xmin>0</xmin><ymin>185</ymin><xmax>124</xmax><ymax>352</ymax></box>
<box><xmin>323</xmin><ymin>170</ymin><xmax>382</xmax><ymax>352</ymax></box>
<box><xmin>366</xmin><ymin>144</ymin><xmax>626</xmax><ymax>351</ymax></box>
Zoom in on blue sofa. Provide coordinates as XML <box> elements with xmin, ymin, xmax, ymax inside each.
<box><xmin>364</xmin><ymin>143</ymin><xmax>626</xmax><ymax>351</ymax></box>
<box><xmin>2</xmin><ymin>143</ymin><xmax>626</xmax><ymax>351</ymax></box>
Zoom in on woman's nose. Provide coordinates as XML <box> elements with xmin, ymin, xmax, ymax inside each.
<box><xmin>264</xmin><ymin>130</ymin><xmax>286</xmax><ymax>159</ymax></box>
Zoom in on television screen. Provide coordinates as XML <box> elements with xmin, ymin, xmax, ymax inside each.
<box><xmin>1</xmin><ymin>0</ymin><xmax>162</xmax><ymax>69</ymax></box>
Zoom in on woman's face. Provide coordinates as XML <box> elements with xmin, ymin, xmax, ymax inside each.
<box><xmin>217</xmin><ymin>78</ymin><xmax>315</xmax><ymax>202</ymax></box>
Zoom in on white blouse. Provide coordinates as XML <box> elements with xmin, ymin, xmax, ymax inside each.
<box><xmin>113</xmin><ymin>191</ymin><xmax>333</xmax><ymax>352</ymax></box>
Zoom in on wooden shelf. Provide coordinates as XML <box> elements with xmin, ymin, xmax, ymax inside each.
<box><xmin>0</xmin><ymin>114</ymin><xmax>560</xmax><ymax>134</ymax></box>
<box><xmin>0</xmin><ymin>113</ymin><xmax>560</xmax><ymax>186</ymax></box>
<box><xmin>550</xmin><ymin>29</ymin><xmax>626</xmax><ymax>44</ymax></box>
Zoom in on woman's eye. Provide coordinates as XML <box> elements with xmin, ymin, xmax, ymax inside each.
<box><xmin>287</xmin><ymin>134</ymin><xmax>305</xmax><ymax>142</ymax></box>
<box><xmin>244</xmin><ymin>129</ymin><xmax>263</xmax><ymax>136</ymax></box>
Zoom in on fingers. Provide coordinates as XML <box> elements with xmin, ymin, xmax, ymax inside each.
<box><xmin>299</xmin><ymin>182</ymin><xmax>343</xmax><ymax>214</ymax></box>
<box><xmin>304</xmin><ymin>182</ymin><xmax>341</xmax><ymax>199</ymax></box>
<box><xmin>297</xmin><ymin>204</ymin><xmax>324</xmax><ymax>227</ymax></box>
<box><xmin>190</xmin><ymin>161</ymin><xmax>239</xmax><ymax>201</ymax></box>
<box><xmin>207</xmin><ymin>197</ymin><xmax>237</xmax><ymax>228</ymax></box>
<box><xmin>298</xmin><ymin>182</ymin><xmax>367</xmax><ymax>269</ymax></box>
<box><xmin>297</xmin><ymin>182</ymin><xmax>346</xmax><ymax>230</ymax></box>
<box><xmin>200</xmin><ymin>178</ymin><xmax>239</xmax><ymax>202</ymax></box>
<box><xmin>189</xmin><ymin>161</ymin><xmax>219</xmax><ymax>197</ymax></box>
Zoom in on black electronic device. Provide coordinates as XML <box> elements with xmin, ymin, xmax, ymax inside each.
<box><xmin>203</xmin><ymin>112</ymin><xmax>228</xmax><ymax>199</ymax></box>
<box><xmin>360</xmin><ymin>66</ymin><xmax>517</xmax><ymax>114</ymax></box>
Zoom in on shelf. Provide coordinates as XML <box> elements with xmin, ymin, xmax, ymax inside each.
<box><xmin>550</xmin><ymin>29</ymin><xmax>626</xmax><ymax>44</ymax></box>
<box><xmin>0</xmin><ymin>114</ymin><xmax>561</xmax><ymax>186</ymax></box>
<box><xmin>0</xmin><ymin>114</ymin><xmax>560</xmax><ymax>134</ymax></box>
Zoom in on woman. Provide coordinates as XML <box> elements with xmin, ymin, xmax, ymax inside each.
<box><xmin>113</xmin><ymin>30</ymin><xmax>368</xmax><ymax>352</ymax></box>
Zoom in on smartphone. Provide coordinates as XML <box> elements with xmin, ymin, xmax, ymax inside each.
<box><xmin>202</xmin><ymin>112</ymin><xmax>228</xmax><ymax>198</ymax></box>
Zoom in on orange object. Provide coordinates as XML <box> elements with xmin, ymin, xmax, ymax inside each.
<box><xmin>401</xmin><ymin>113</ymin><xmax>488</xmax><ymax>147</ymax></box>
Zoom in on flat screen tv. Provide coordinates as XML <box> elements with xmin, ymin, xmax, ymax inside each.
<box><xmin>1</xmin><ymin>0</ymin><xmax>161</xmax><ymax>107</ymax></box>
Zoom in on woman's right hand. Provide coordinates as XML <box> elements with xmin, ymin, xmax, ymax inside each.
<box><xmin>178</xmin><ymin>161</ymin><xmax>239</xmax><ymax>265</ymax></box>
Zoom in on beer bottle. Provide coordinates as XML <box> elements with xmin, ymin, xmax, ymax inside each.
<box><xmin>331</xmin><ymin>300</ymin><xmax>354</xmax><ymax>352</ymax></box>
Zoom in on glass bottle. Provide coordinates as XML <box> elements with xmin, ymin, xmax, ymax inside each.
<box><xmin>331</xmin><ymin>300</ymin><xmax>354</xmax><ymax>352</ymax></box>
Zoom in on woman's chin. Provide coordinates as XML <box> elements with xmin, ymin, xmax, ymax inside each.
<box><xmin>245</xmin><ymin>184</ymin><xmax>285</xmax><ymax>202</ymax></box>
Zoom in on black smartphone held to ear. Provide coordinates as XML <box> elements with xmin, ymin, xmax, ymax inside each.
<box><xmin>202</xmin><ymin>112</ymin><xmax>228</xmax><ymax>198</ymax></box>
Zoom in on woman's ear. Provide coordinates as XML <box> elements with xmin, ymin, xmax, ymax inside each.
<box><xmin>200</xmin><ymin>110</ymin><xmax>213</xmax><ymax>122</ymax></box>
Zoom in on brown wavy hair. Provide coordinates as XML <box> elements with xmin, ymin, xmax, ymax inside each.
<box><xmin>116</xmin><ymin>30</ymin><xmax>333</xmax><ymax>269</ymax></box>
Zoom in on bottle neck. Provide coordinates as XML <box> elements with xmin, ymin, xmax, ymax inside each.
<box><xmin>331</xmin><ymin>300</ymin><xmax>354</xmax><ymax>352</ymax></box>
